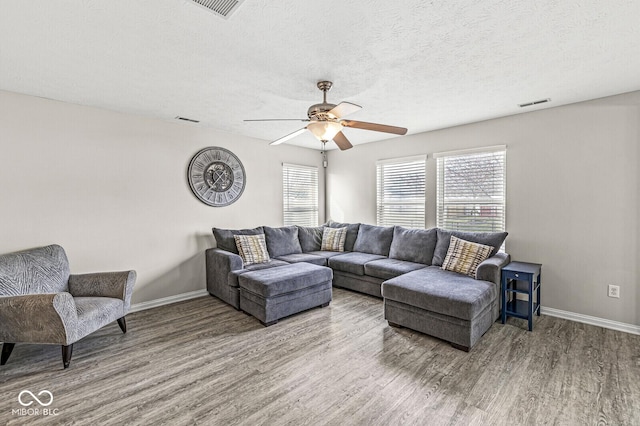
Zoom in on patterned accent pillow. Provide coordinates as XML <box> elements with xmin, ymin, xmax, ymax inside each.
<box><xmin>441</xmin><ymin>236</ymin><xmax>493</xmax><ymax>277</ymax></box>
<box><xmin>321</xmin><ymin>227</ymin><xmax>347</xmax><ymax>252</ymax></box>
<box><xmin>234</xmin><ymin>234</ymin><xmax>271</xmax><ymax>266</ymax></box>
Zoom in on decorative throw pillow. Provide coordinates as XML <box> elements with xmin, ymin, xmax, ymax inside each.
<box><xmin>321</xmin><ymin>227</ymin><xmax>347</xmax><ymax>252</ymax></box>
<box><xmin>234</xmin><ymin>234</ymin><xmax>270</xmax><ymax>266</ymax></box>
<box><xmin>441</xmin><ymin>236</ymin><xmax>493</xmax><ymax>277</ymax></box>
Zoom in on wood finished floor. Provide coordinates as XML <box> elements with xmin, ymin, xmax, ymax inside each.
<box><xmin>1</xmin><ymin>288</ymin><xmax>639</xmax><ymax>425</ymax></box>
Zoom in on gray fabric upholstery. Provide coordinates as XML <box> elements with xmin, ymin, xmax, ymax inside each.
<box><xmin>0</xmin><ymin>244</ymin><xmax>70</xmax><ymax>295</ymax></box>
<box><xmin>238</xmin><ymin>263</ymin><xmax>333</xmax><ymax>324</ymax></box>
<box><xmin>476</xmin><ymin>252</ymin><xmax>511</xmax><ymax>284</ymax></box>
<box><xmin>332</xmin><ymin>270</ymin><xmax>384</xmax><ymax>298</ymax></box>
<box><xmin>238</xmin><ymin>263</ymin><xmax>332</xmax><ymax>298</ymax></box>
<box><xmin>226</xmin><ymin>260</ymin><xmax>289</xmax><ymax>289</ymax></box>
<box><xmin>275</xmin><ymin>253</ymin><xmax>327</xmax><ymax>266</ymax></box>
<box><xmin>0</xmin><ymin>245</ymin><xmax>136</xmax><ymax>356</ymax></box>
<box><xmin>68</xmin><ymin>271</ymin><xmax>136</xmax><ymax>313</ymax></box>
<box><xmin>328</xmin><ymin>252</ymin><xmax>386</xmax><ymax>276</ymax></box>
<box><xmin>212</xmin><ymin>226</ymin><xmax>264</xmax><ymax>254</ymax></box>
<box><xmin>74</xmin><ymin>297</ymin><xmax>125</xmax><ymax>343</ymax></box>
<box><xmin>364</xmin><ymin>258</ymin><xmax>427</xmax><ymax>280</ymax></box>
<box><xmin>206</xmin><ymin>248</ymin><xmax>244</xmax><ymax>308</ymax></box>
<box><xmin>384</xmin><ymin>298</ymin><xmax>495</xmax><ymax>349</ymax></box>
<box><xmin>353</xmin><ymin>224</ymin><xmax>395</xmax><ymax>256</ymax></box>
<box><xmin>381</xmin><ymin>266</ymin><xmax>497</xmax><ymax>321</ymax></box>
<box><xmin>264</xmin><ymin>226</ymin><xmax>302</xmax><ymax>257</ymax></box>
<box><xmin>305</xmin><ymin>250</ymin><xmax>345</xmax><ymax>260</ymax></box>
<box><xmin>388</xmin><ymin>226</ymin><xmax>437</xmax><ymax>265</ymax></box>
<box><xmin>297</xmin><ymin>226</ymin><xmax>324</xmax><ymax>252</ymax></box>
<box><xmin>432</xmin><ymin>228</ymin><xmax>508</xmax><ymax>266</ymax></box>
<box><xmin>0</xmin><ymin>292</ymin><xmax>77</xmax><ymax>345</ymax></box>
<box><xmin>240</xmin><ymin>282</ymin><xmax>332</xmax><ymax>325</ymax></box>
<box><xmin>326</xmin><ymin>221</ymin><xmax>360</xmax><ymax>251</ymax></box>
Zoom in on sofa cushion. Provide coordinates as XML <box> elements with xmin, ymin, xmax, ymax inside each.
<box><xmin>234</xmin><ymin>234</ymin><xmax>270</xmax><ymax>266</ymax></box>
<box><xmin>213</xmin><ymin>226</ymin><xmax>264</xmax><ymax>254</ymax></box>
<box><xmin>328</xmin><ymin>252</ymin><xmax>386</xmax><ymax>276</ymax></box>
<box><xmin>432</xmin><ymin>229</ymin><xmax>508</xmax><ymax>266</ymax></box>
<box><xmin>227</xmin><ymin>260</ymin><xmax>290</xmax><ymax>288</ymax></box>
<box><xmin>353</xmin><ymin>224</ymin><xmax>395</xmax><ymax>256</ymax></box>
<box><xmin>297</xmin><ymin>226</ymin><xmax>324</xmax><ymax>252</ymax></box>
<box><xmin>326</xmin><ymin>221</ymin><xmax>360</xmax><ymax>251</ymax></box>
<box><xmin>321</xmin><ymin>227</ymin><xmax>347</xmax><ymax>252</ymax></box>
<box><xmin>364</xmin><ymin>258</ymin><xmax>427</xmax><ymax>280</ymax></box>
<box><xmin>264</xmin><ymin>226</ymin><xmax>302</xmax><ymax>258</ymax></box>
<box><xmin>388</xmin><ymin>226</ymin><xmax>437</xmax><ymax>265</ymax></box>
<box><xmin>238</xmin><ymin>263</ymin><xmax>333</xmax><ymax>298</ymax></box>
<box><xmin>275</xmin><ymin>253</ymin><xmax>327</xmax><ymax>266</ymax></box>
<box><xmin>442</xmin><ymin>236</ymin><xmax>493</xmax><ymax>277</ymax></box>
<box><xmin>305</xmin><ymin>250</ymin><xmax>346</xmax><ymax>260</ymax></box>
<box><xmin>381</xmin><ymin>266</ymin><xmax>497</xmax><ymax>321</ymax></box>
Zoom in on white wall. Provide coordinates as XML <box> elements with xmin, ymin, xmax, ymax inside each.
<box><xmin>327</xmin><ymin>91</ymin><xmax>640</xmax><ymax>326</ymax></box>
<box><xmin>0</xmin><ymin>90</ymin><xmax>325</xmax><ymax>304</ymax></box>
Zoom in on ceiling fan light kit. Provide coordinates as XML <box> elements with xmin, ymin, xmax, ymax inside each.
<box><xmin>245</xmin><ymin>81</ymin><xmax>408</xmax><ymax>151</ymax></box>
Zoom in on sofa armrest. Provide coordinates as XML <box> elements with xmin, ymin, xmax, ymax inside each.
<box><xmin>206</xmin><ymin>248</ymin><xmax>243</xmax><ymax>306</ymax></box>
<box><xmin>475</xmin><ymin>252</ymin><xmax>511</xmax><ymax>285</ymax></box>
<box><xmin>0</xmin><ymin>293</ymin><xmax>78</xmax><ymax>345</ymax></box>
<box><xmin>68</xmin><ymin>270</ymin><xmax>137</xmax><ymax>313</ymax></box>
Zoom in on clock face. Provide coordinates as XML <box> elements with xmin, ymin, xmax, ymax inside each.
<box><xmin>187</xmin><ymin>147</ymin><xmax>246</xmax><ymax>207</ymax></box>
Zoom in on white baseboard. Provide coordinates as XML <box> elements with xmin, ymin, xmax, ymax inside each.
<box><xmin>129</xmin><ymin>289</ymin><xmax>209</xmax><ymax>313</ymax></box>
<box><xmin>542</xmin><ymin>306</ymin><xmax>640</xmax><ymax>335</ymax></box>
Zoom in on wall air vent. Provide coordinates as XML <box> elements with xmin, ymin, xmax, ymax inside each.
<box><xmin>188</xmin><ymin>0</ymin><xmax>245</xmax><ymax>19</ymax></box>
<box><xmin>518</xmin><ymin>98</ymin><xmax>551</xmax><ymax>108</ymax></box>
<box><xmin>176</xmin><ymin>116</ymin><xmax>200</xmax><ymax>123</ymax></box>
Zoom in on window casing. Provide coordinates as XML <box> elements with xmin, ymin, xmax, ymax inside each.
<box><xmin>435</xmin><ymin>146</ymin><xmax>506</xmax><ymax>233</ymax></box>
<box><xmin>376</xmin><ymin>155</ymin><xmax>426</xmax><ymax>228</ymax></box>
<box><xmin>282</xmin><ymin>163</ymin><xmax>319</xmax><ymax>227</ymax></box>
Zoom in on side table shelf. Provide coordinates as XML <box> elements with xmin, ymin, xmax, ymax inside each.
<box><xmin>501</xmin><ymin>261</ymin><xmax>542</xmax><ymax>331</ymax></box>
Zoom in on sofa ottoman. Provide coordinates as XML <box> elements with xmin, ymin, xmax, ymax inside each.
<box><xmin>381</xmin><ymin>266</ymin><xmax>499</xmax><ymax>351</ymax></box>
<box><xmin>238</xmin><ymin>262</ymin><xmax>333</xmax><ymax>326</ymax></box>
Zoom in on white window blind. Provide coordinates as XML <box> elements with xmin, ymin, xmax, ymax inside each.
<box><xmin>435</xmin><ymin>146</ymin><xmax>506</xmax><ymax>233</ymax></box>
<box><xmin>283</xmin><ymin>163</ymin><xmax>319</xmax><ymax>227</ymax></box>
<box><xmin>376</xmin><ymin>155</ymin><xmax>426</xmax><ymax>228</ymax></box>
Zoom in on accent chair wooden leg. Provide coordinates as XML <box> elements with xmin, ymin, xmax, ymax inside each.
<box><xmin>117</xmin><ymin>317</ymin><xmax>127</xmax><ymax>333</ymax></box>
<box><xmin>388</xmin><ymin>322</ymin><xmax>403</xmax><ymax>328</ymax></box>
<box><xmin>1</xmin><ymin>343</ymin><xmax>15</xmax><ymax>365</ymax></box>
<box><xmin>62</xmin><ymin>344</ymin><xmax>73</xmax><ymax>369</ymax></box>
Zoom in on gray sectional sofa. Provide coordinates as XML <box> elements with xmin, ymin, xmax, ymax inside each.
<box><xmin>206</xmin><ymin>221</ymin><xmax>510</xmax><ymax>350</ymax></box>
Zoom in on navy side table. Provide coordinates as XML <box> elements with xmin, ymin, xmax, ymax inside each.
<box><xmin>501</xmin><ymin>261</ymin><xmax>542</xmax><ymax>331</ymax></box>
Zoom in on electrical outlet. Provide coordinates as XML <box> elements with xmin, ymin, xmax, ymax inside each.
<box><xmin>608</xmin><ymin>285</ymin><xmax>620</xmax><ymax>298</ymax></box>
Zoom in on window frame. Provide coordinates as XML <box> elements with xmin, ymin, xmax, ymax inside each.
<box><xmin>282</xmin><ymin>162</ymin><xmax>319</xmax><ymax>227</ymax></box>
<box><xmin>375</xmin><ymin>154</ymin><xmax>427</xmax><ymax>228</ymax></box>
<box><xmin>434</xmin><ymin>145</ymin><xmax>507</xmax><ymax>234</ymax></box>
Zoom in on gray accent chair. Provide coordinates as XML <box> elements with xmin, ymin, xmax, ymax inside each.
<box><xmin>0</xmin><ymin>245</ymin><xmax>136</xmax><ymax>369</ymax></box>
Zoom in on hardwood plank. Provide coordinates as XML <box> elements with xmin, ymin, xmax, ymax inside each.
<box><xmin>0</xmin><ymin>288</ymin><xmax>638</xmax><ymax>425</ymax></box>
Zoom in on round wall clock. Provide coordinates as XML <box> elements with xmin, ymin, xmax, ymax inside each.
<box><xmin>187</xmin><ymin>147</ymin><xmax>246</xmax><ymax>207</ymax></box>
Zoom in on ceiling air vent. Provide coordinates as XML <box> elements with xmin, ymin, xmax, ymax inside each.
<box><xmin>176</xmin><ymin>116</ymin><xmax>200</xmax><ymax>123</ymax></box>
<box><xmin>518</xmin><ymin>98</ymin><xmax>551</xmax><ymax>108</ymax></box>
<box><xmin>188</xmin><ymin>0</ymin><xmax>245</xmax><ymax>19</ymax></box>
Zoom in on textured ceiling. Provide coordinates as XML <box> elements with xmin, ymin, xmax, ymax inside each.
<box><xmin>1</xmin><ymin>0</ymin><xmax>639</xmax><ymax>150</ymax></box>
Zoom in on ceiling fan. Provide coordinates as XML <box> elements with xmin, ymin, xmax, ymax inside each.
<box><xmin>244</xmin><ymin>81</ymin><xmax>408</xmax><ymax>150</ymax></box>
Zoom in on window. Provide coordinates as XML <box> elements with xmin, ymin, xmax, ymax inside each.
<box><xmin>282</xmin><ymin>163</ymin><xmax>319</xmax><ymax>227</ymax></box>
<box><xmin>435</xmin><ymin>146</ymin><xmax>506</xmax><ymax>233</ymax></box>
<box><xmin>376</xmin><ymin>155</ymin><xmax>426</xmax><ymax>227</ymax></box>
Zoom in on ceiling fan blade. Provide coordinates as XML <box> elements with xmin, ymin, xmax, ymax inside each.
<box><xmin>341</xmin><ymin>120</ymin><xmax>407</xmax><ymax>135</ymax></box>
<box><xmin>333</xmin><ymin>131</ymin><xmax>353</xmax><ymax>151</ymax></box>
<box><xmin>245</xmin><ymin>119</ymin><xmax>309</xmax><ymax>122</ymax></box>
<box><xmin>327</xmin><ymin>102</ymin><xmax>362</xmax><ymax>118</ymax></box>
<box><xmin>270</xmin><ymin>128</ymin><xmax>307</xmax><ymax>145</ymax></box>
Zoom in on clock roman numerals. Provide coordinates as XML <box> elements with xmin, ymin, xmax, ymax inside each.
<box><xmin>188</xmin><ymin>147</ymin><xmax>246</xmax><ymax>207</ymax></box>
